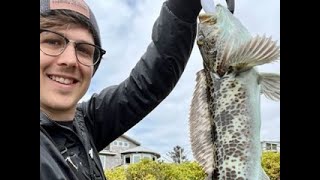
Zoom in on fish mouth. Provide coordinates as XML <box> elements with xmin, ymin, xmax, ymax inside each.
<box><xmin>197</xmin><ymin>13</ymin><xmax>218</xmax><ymax>46</ymax></box>
<box><xmin>198</xmin><ymin>14</ymin><xmax>217</xmax><ymax>25</ymax></box>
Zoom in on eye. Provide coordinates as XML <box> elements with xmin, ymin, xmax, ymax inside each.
<box><xmin>42</xmin><ymin>38</ymin><xmax>64</xmax><ymax>48</ymax></box>
<box><xmin>76</xmin><ymin>44</ymin><xmax>95</xmax><ymax>58</ymax></box>
<box><xmin>40</xmin><ymin>37</ymin><xmax>65</xmax><ymax>51</ymax></box>
<box><xmin>40</xmin><ymin>31</ymin><xmax>65</xmax><ymax>50</ymax></box>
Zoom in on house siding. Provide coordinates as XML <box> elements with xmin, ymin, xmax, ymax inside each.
<box><xmin>99</xmin><ymin>135</ymin><xmax>159</xmax><ymax>170</ymax></box>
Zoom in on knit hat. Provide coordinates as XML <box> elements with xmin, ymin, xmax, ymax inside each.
<box><xmin>40</xmin><ymin>0</ymin><xmax>102</xmax><ymax>75</ymax></box>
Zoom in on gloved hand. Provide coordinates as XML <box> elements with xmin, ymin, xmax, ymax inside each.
<box><xmin>200</xmin><ymin>0</ymin><xmax>235</xmax><ymax>14</ymax></box>
<box><xmin>166</xmin><ymin>0</ymin><xmax>202</xmax><ymax>22</ymax></box>
<box><xmin>226</xmin><ymin>0</ymin><xmax>235</xmax><ymax>13</ymax></box>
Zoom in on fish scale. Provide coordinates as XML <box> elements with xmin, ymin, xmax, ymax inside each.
<box><xmin>189</xmin><ymin>4</ymin><xmax>279</xmax><ymax>180</ymax></box>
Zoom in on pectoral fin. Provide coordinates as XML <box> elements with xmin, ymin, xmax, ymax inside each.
<box><xmin>259</xmin><ymin>73</ymin><xmax>280</xmax><ymax>101</ymax></box>
<box><xmin>225</xmin><ymin>35</ymin><xmax>280</xmax><ymax>72</ymax></box>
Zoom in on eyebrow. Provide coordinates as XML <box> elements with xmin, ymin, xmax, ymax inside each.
<box><xmin>63</xmin><ymin>33</ymin><xmax>95</xmax><ymax>45</ymax></box>
<box><xmin>48</xmin><ymin>29</ymin><xmax>95</xmax><ymax>45</ymax></box>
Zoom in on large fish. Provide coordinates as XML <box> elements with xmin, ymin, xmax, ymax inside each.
<box><xmin>188</xmin><ymin>3</ymin><xmax>280</xmax><ymax>180</ymax></box>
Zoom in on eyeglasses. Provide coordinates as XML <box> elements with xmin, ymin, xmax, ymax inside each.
<box><xmin>40</xmin><ymin>29</ymin><xmax>106</xmax><ymax>66</ymax></box>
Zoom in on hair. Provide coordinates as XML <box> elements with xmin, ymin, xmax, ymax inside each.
<box><xmin>40</xmin><ymin>9</ymin><xmax>97</xmax><ymax>42</ymax></box>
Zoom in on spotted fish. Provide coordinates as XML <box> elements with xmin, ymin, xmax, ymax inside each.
<box><xmin>188</xmin><ymin>4</ymin><xmax>280</xmax><ymax>180</ymax></box>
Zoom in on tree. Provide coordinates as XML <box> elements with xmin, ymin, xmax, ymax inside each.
<box><xmin>167</xmin><ymin>145</ymin><xmax>188</xmax><ymax>164</ymax></box>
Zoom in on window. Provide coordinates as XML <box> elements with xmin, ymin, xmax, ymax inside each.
<box><xmin>133</xmin><ymin>155</ymin><xmax>141</xmax><ymax>163</ymax></box>
<box><xmin>265</xmin><ymin>143</ymin><xmax>278</xmax><ymax>151</ymax></box>
<box><xmin>125</xmin><ymin>156</ymin><xmax>131</xmax><ymax>164</ymax></box>
<box><xmin>142</xmin><ymin>154</ymin><xmax>152</xmax><ymax>160</ymax></box>
<box><xmin>113</xmin><ymin>140</ymin><xmax>129</xmax><ymax>147</ymax></box>
<box><xmin>266</xmin><ymin>143</ymin><xmax>271</xmax><ymax>150</ymax></box>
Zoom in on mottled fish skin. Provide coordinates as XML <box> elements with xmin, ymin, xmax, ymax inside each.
<box><xmin>212</xmin><ymin>69</ymin><xmax>263</xmax><ymax>179</ymax></box>
<box><xmin>189</xmin><ymin>4</ymin><xmax>279</xmax><ymax>180</ymax></box>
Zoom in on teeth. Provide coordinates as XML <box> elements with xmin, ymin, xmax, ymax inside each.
<box><xmin>49</xmin><ymin>75</ymin><xmax>74</xmax><ymax>85</ymax></box>
<box><xmin>64</xmin><ymin>78</ymin><xmax>71</xmax><ymax>84</ymax></box>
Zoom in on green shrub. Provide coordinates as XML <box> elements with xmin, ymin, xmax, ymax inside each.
<box><xmin>106</xmin><ymin>152</ymin><xmax>281</xmax><ymax>180</ymax></box>
<box><xmin>261</xmin><ymin>151</ymin><xmax>280</xmax><ymax>180</ymax></box>
<box><xmin>105</xmin><ymin>159</ymin><xmax>206</xmax><ymax>180</ymax></box>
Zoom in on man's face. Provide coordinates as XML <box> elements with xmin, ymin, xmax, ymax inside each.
<box><xmin>40</xmin><ymin>25</ymin><xmax>94</xmax><ymax>120</ymax></box>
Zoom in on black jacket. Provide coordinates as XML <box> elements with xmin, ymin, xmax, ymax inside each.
<box><xmin>40</xmin><ymin>1</ymin><xmax>201</xmax><ymax>180</ymax></box>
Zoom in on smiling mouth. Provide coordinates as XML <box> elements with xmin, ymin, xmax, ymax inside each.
<box><xmin>48</xmin><ymin>75</ymin><xmax>78</xmax><ymax>85</ymax></box>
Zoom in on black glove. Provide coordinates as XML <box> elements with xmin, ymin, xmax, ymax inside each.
<box><xmin>226</xmin><ymin>0</ymin><xmax>235</xmax><ymax>14</ymax></box>
<box><xmin>166</xmin><ymin>0</ymin><xmax>202</xmax><ymax>23</ymax></box>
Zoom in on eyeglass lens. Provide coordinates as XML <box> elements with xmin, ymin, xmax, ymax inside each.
<box><xmin>40</xmin><ymin>31</ymin><xmax>101</xmax><ymax>66</ymax></box>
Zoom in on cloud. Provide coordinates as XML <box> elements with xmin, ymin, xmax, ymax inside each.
<box><xmin>85</xmin><ymin>0</ymin><xmax>280</xmax><ymax>160</ymax></box>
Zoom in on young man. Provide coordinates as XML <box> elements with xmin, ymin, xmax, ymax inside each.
<box><xmin>40</xmin><ymin>0</ymin><xmax>201</xmax><ymax>179</ymax></box>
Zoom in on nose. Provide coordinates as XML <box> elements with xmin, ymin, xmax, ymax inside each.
<box><xmin>56</xmin><ymin>42</ymin><xmax>78</xmax><ymax>67</ymax></box>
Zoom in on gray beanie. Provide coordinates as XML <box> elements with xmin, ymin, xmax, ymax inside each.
<box><xmin>40</xmin><ymin>0</ymin><xmax>102</xmax><ymax>75</ymax></box>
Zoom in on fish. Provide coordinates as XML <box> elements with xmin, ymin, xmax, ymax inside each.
<box><xmin>188</xmin><ymin>4</ymin><xmax>280</xmax><ymax>180</ymax></box>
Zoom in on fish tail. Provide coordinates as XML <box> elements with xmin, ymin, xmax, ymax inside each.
<box><xmin>225</xmin><ymin>35</ymin><xmax>280</xmax><ymax>71</ymax></box>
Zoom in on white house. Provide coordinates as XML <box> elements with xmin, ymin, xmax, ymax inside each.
<box><xmin>99</xmin><ymin>134</ymin><xmax>160</xmax><ymax>170</ymax></box>
<box><xmin>261</xmin><ymin>140</ymin><xmax>280</xmax><ymax>152</ymax></box>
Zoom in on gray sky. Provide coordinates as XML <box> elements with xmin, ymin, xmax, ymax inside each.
<box><xmin>84</xmin><ymin>0</ymin><xmax>280</xmax><ymax>161</ymax></box>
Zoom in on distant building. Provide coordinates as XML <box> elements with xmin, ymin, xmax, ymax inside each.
<box><xmin>261</xmin><ymin>140</ymin><xmax>280</xmax><ymax>152</ymax></box>
<box><xmin>99</xmin><ymin>134</ymin><xmax>160</xmax><ymax>170</ymax></box>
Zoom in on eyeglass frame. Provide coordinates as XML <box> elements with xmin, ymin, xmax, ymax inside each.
<box><xmin>40</xmin><ymin>29</ymin><xmax>106</xmax><ymax>66</ymax></box>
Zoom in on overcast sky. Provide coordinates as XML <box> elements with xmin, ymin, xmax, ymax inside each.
<box><xmin>84</xmin><ymin>0</ymin><xmax>280</xmax><ymax>161</ymax></box>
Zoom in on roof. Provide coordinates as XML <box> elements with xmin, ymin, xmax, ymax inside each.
<box><xmin>99</xmin><ymin>150</ymin><xmax>117</xmax><ymax>156</ymax></box>
<box><xmin>121</xmin><ymin>134</ymin><xmax>141</xmax><ymax>146</ymax></box>
<box><xmin>121</xmin><ymin>146</ymin><xmax>161</xmax><ymax>158</ymax></box>
<box><xmin>261</xmin><ymin>140</ymin><xmax>280</xmax><ymax>143</ymax></box>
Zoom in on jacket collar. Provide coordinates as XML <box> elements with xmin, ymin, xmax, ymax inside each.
<box><xmin>40</xmin><ymin>111</ymin><xmax>53</xmax><ymax>127</ymax></box>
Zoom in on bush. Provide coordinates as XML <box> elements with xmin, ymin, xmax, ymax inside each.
<box><xmin>261</xmin><ymin>151</ymin><xmax>280</xmax><ymax>180</ymax></box>
<box><xmin>105</xmin><ymin>166</ymin><xmax>126</xmax><ymax>180</ymax></box>
<box><xmin>106</xmin><ymin>153</ymin><xmax>280</xmax><ymax>180</ymax></box>
<box><xmin>105</xmin><ymin>159</ymin><xmax>206</xmax><ymax>180</ymax></box>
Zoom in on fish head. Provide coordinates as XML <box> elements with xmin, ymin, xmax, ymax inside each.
<box><xmin>197</xmin><ymin>13</ymin><xmax>218</xmax><ymax>74</ymax></box>
<box><xmin>197</xmin><ymin>5</ymin><xmax>251</xmax><ymax>77</ymax></box>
